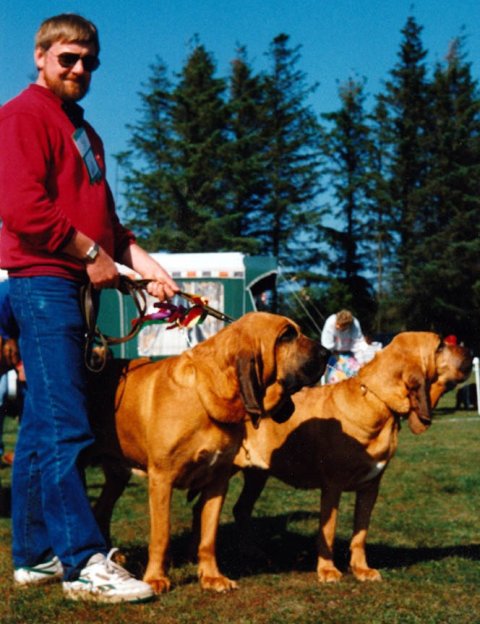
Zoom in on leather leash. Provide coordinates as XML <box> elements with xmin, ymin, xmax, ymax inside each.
<box><xmin>81</xmin><ymin>275</ymin><xmax>234</xmax><ymax>372</ymax></box>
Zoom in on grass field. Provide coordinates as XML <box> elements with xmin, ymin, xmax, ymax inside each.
<box><xmin>1</xmin><ymin>383</ymin><xmax>479</xmax><ymax>623</ymax></box>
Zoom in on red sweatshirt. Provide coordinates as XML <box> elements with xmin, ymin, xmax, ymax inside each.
<box><xmin>0</xmin><ymin>84</ymin><xmax>135</xmax><ymax>280</ymax></box>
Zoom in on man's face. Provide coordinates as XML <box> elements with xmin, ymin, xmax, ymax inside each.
<box><xmin>35</xmin><ymin>40</ymin><xmax>97</xmax><ymax>102</ymax></box>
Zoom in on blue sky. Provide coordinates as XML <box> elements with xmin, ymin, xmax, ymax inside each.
<box><xmin>2</xmin><ymin>0</ymin><xmax>480</xmax><ymax>204</ymax></box>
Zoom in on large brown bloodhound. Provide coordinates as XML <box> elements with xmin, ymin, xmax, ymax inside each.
<box><xmin>233</xmin><ymin>332</ymin><xmax>472</xmax><ymax>583</ymax></box>
<box><xmin>88</xmin><ymin>311</ymin><xmax>329</xmax><ymax>593</ymax></box>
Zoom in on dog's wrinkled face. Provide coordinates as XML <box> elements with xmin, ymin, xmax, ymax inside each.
<box><xmin>274</xmin><ymin>322</ymin><xmax>329</xmax><ymax>396</ymax></box>
<box><xmin>423</xmin><ymin>339</ymin><xmax>473</xmax><ymax>420</ymax></box>
<box><xmin>358</xmin><ymin>332</ymin><xmax>473</xmax><ymax>435</ymax></box>
<box><xmin>406</xmin><ymin>336</ymin><xmax>472</xmax><ymax>434</ymax></box>
<box><xmin>235</xmin><ymin>313</ymin><xmax>329</xmax><ymax>426</ymax></box>
<box><xmin>434</xmin><ymin>341</ymin><xmax>473</xmax><ymax>393</ymax></box>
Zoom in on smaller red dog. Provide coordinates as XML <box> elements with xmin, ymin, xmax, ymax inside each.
<box><xmin>233</xmin><ymin>332</ymin><xmax>472</xmax><ymax>582</ymax></box>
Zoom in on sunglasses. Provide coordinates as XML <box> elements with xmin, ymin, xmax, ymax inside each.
<box><xmin>55</xmin><ymin>52</ymin><xmax>100</xmax><ymax>72</ymax></box>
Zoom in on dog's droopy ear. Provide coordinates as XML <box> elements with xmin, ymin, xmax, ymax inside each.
<box><xmin>406</xmin><ymin>371</ymin><xmax>432</xmax><ymax>434</ymax></box>
<box><xmin>236</xmin><ymin>353</ymin><xmax>264</xmax><ymax>428</ymax></box>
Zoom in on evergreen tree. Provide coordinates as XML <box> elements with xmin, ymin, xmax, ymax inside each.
<box><xmin>252</xmin><ymin>34</ymin><xmax>324</xmax><ymax>270</ymax></box>
<box><xmin>118</xmin><ymin>58</ymin><xmax>178</xmax><ymax>251</ymax></box>
<box><xmin>169</xmin><ymin>41</ymin><xmax>232</xmax><ymax>251</ymax></box>
<box><xmin>319</xmin><ymin>78</ymin><xmax>377</xmax><ymax>324</ymax></box>
<box><xmin>224</xmin><ymin>46</ymin><xmax>267</xmax><ymax>253</ymax></box>
<box><xmin>381</xmin><ymin>16</ymin><xmax>431</xmax><ymax>293</ymax></box>
<box><xmin>119</xmin><ymin>43</ymin><xmax>233</xmax><ymax>252</ymax></box>
<box><xmin>407</xmin><ymin>36</ymin><xmax>480</xmax><ymax>345</ymax></box>
<box><xmin>365</xmin><ymin>97</ymin><xmax>398</xmax><ymax>332</ymax></box>
<box><xmin>116</xmin><ymin>21</ymin><xmax>480</xmax><ymax>349</ymax></box>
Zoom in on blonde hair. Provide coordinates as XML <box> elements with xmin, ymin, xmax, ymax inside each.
<box><xmin>35</xmin><ymin>13</ymin><xmax>100</xmax><ymax>54</ymax></box>
<box><xmin>335</xmin><ymin>309</ymin><xmax>353</xmax><ymax>329</ymax></box>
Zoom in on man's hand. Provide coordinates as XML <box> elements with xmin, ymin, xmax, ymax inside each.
<box><xmin>144</xmin><ymin>267</ymin><xmax>178</xmax><ymax>301</ymax></box>
<box><xmin>62</xmin><ymin>231</ymin><xmax>119</xmax><ymax>289</ymax></box>
<box><xmin>85</xmin><ymin>246</ymin><xmax>119</xmax><ymax>289</ymax></box>
<box><xmin>121</xmin><ymin>243</ymin><xmax>180</xmax><ymax>301</ymax></box>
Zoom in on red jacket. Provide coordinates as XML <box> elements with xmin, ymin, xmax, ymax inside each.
<box><xmin>0</xmin><ymin>84</ymin><xmax>135</xmax><ymax>280</ymax></box>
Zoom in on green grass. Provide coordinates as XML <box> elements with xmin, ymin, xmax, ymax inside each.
<box><xmin>1</xmin><ymin>384</ymin><xmax>479</xmax><ymax>623</ymax></box>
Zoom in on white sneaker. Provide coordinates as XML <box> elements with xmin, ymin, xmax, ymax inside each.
<box><xmin>62</xmin><ymin>548</ymin><xmax>154</xmax><ymax>604</ymax></box>
<box><xmin>14</xmin><ymin>555</ymin><xmax>64</xmax><ymax>586</ymax></box>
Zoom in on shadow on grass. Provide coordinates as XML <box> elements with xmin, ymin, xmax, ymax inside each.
<box><xmin>0</xmin><ymin>486</ymin><xmax>11</xmax><ymax>518</ymax></box>
<box><xmin>3</xmin><ymin>476</ymin><xmax>478</xmax><ymax>587</ymax></box>
<box><xmin>150</xmin><ymin>511</ymin><xmax>480</xmax><ymax>583</ymax></box>
<box><xmin>433</xmin><ymin>407</ymin><xmax>459</xmax><ymax>416</ymax></box>
<box><xmin>218</xmin><ymin>512</ymin><xmax>480</xmax><ymax>576</ymax></box>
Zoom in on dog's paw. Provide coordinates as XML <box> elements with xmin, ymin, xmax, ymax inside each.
<box><xmin>146</xmin><ymin>576</ymin><xmax>171</xmax><ymax>593</ymax></box>
<box><xmin>317</xmin><ymin>565</ymin><xmax>343</xmax><ymax>583</ymax></box>
<box><xmin>200</xmin><ymin>575</ymin><xmax>239</xmax><ymax>593</ymax></box>
<box><xmin>351</xmin><ymin>566</ymin><xmax>382</xmax><ymax>582</ymax></box>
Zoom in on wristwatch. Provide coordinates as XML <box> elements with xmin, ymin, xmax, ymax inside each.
<box><xmin>84</xmin><ymin>242</ymin><xmax>100</xmax><ymax>263</ymax></box>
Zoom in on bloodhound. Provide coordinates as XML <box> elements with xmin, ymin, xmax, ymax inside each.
<box><xmin>0</xmin><ymin>335</ymin><xmax>20</xmax><ymax>376</ymax></box>
<box><xmin>233</xmin><ymin>332</ymin><xmax>472</xmax><ymax>583</ymax></box>
<box><xmin>88</xmin><ymin>311</ymin><xmax>329</xmax><ymax>593</ymax></box>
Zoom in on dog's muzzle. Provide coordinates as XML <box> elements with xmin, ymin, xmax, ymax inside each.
<box><xmin>291</xmin><ymin>341</ymin><xmax>330</xmax><ymax>390</ymax></box>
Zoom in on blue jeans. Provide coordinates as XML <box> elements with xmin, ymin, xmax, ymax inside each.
<box><xmin>9</xmin><ymin>277</ymin><xmax>107</xmax><ymax>580</ymax></box>
<box><xmin>0</xmin><ymin>373</ymin><xmax>8</xmax><ymax>456</ymax></box>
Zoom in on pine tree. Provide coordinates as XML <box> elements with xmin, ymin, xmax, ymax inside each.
<box><xmin>252</xmin><ymin>34</ymin><xmax>323</xmax><ymax>269</ymax></box>
<box><xmin>381</xmin><ymin>16</ymin><xmax>431</xmax><ymax>291</ymax></box>
<box><xmin>365</xmin><ymin>97</ymin><xmax>398</xmax><ymax>332</ymax></box>
<box><xmin>319</xmin><ymin>78</ymin><xmax>377</xmax><ymax>324</ymax></box>
<box><xmin>118</xmin><ymin>58</ymin><xmax>179</xmax><ymax>251</ymax></box>
<box><xmin>118</xmin><ymin>43</ymin><xmax>234</xmax><ymax>252</ymax></box>
<box><xmin>169</xmin><ymin>41</ymin><xmax>232</xmax><ymax>250</ymax></box>
<box><xmin>223</xmin><ymin>46</ymin><xmax>267</xmax><ymax>253</ymax></box>
<box><xmin>407</xmin><ymin>36</ymin><xmax>480</xmax><ymax>345</ymax></box>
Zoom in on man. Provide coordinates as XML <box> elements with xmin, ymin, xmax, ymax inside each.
<box><xmin>0</xmin><ymin>14</ymin><xmax>179</xmax><ymax>603</ymax></box>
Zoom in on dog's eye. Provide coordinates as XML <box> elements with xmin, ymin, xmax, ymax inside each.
<box><xmin>278</xmin><ymin>325</ymin><xmax>298</xmax><ymax>343</ymax></box>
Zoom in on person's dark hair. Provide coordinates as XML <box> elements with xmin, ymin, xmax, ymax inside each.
<box><xmin>35</xmin><ymin>13</ymin><xmax>100</xmax><ymax>55</ymax></box>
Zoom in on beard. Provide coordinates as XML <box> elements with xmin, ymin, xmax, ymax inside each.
<box><xmin>44</xmin><ymin>72</ymin><xmax>90</xmax><ymax>102</ymax></box>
